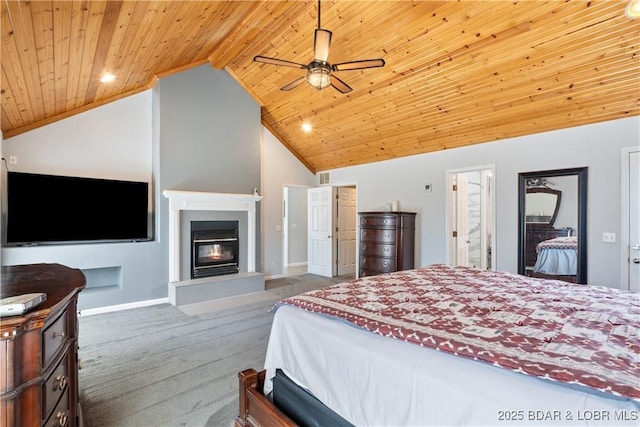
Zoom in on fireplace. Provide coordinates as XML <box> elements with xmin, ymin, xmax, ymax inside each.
<box><xmin>191</xmin><ymin>221</ymin><xmax>239</xmax><ymax>279</ymax></box>
<box><xmin>164</xmin><ymin>190</ymin><xmax>263</xmax><ymax>306</ymax></box>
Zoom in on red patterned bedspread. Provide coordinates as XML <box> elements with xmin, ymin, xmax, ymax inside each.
<box><xmin>537</xmin><ymin>236</ymin><xmax>578</xmax><ymax>251</ymax></box>
<box><xmin>276</xmin><ymin>264</ymin><xmax>640</xmax><ymax>402</ymax></box>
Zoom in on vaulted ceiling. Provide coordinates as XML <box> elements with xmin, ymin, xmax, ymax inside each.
<box><xmin>2</xmin><ymin>1</ymin><xmax>639</xmax><ymax>173</ymax></box>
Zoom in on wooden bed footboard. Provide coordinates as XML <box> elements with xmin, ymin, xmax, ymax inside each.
<box><xmin>234</xmin><ymin>368</ymin><xmax>297</xmax><ymax>427</ymax></box>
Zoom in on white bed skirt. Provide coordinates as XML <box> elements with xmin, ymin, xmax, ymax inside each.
<box><xmin>264</xmin><ymin>304</ymin><xmax>639</xmax><ymax>426</ymax></box>
<box><xmin>534</xmin><ymin>248</ymin><xmax>577</xmax><ymax>275</ymax></box>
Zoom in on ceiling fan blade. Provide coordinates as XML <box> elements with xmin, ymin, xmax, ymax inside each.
<box><xmin>281</xmin><ymin>76</ymin><xmax>307</xmax><ymax>91</ymax></box>
<box><xmin>254</xmin><ymin>55</ymin><xmax>306</xmax><ymax>69</ymax></box>
<box><xmin>332</xmin><ymin>58</ymin><xmax>386</xmax><ymax>71</ymax></box>
<box><xmin>314</xmin><ymin>29</ymin><xmax>332</xmax><ymax>62</ymax></box>
<box><xmin>330</xmin><ymin>75</ymin><xmax>353</xmax><ymax>93</ymax></box>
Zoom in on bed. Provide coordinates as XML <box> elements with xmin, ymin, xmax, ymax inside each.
<box><xmin>235</xmin><ymin>264</ymin><xmax>640</xmax><ymax>427</ymax></box>
<box><xmin>533</xmin><ymin>236</ymin><xmax>578</xmax><ymax>280</ymax></box>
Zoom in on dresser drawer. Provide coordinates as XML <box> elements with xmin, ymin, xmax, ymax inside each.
<box><xmin>43</xmin><ymin>353</ymin><xmax>69</xmax><ymax>422</ymax></box>
<box><xmin>44</xmin><ymin>387</ymin><xmax>70</xmax><ymax>427</ymax></box>
<box><xmin>360</xmin><ymin>228</ymin><xmax>396</xmax><ymax>243</ymax></box>
<box><xmin>361</xmin><ymin>242</ymin><xmax>395</xmax><ymax>258</ymax></box>
<box><xmin>360</xmin><ymin>216</ymin><xmax>398</xmax><ymax>227</ymax></box>
<box><xmin>43</xmin><ymin>310</ymin><xmax>69</xmax><ymax>368</ymax></box>
<box><xmin>359</xmin><ymin>269</ymin><xmax>388</xmax><ymax>278</ymax></box>
<box><xmin>360</xmin><ymin>256</ymin><xmax>396</xmax><ymax>272</ymax></box>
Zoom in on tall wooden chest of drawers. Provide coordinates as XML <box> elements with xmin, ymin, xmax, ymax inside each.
<box><xmin>1</xmin><ymin>263</ymin><xmax>85</xmax><ymax>427</ymax></box>
<box><xmin>358</xmin><ymin>212</ymin><xmax>416</xmax><ymax>278</ymax></box>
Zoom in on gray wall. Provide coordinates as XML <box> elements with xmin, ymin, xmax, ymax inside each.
<box><xmin>287</xmin><ymin>186</ymin><xmax>308</xmax><ymax>265</ymax></box>
<box><xmin>157</xmin><ymin>64</ymin><xmax>261</xmax><ymax>277</ymax></box>
<box><xmin>1</xmin><ymin>65</ymin><xmax>261</xmax><ymax>310</ymax></box>
<box><xmin>157</xmin><ymin>65</ymin><xmax>260</xmax><ymax>195</ymax></box>
<box><xmin>261</xmin><ymin>128</ymin><xmax>316</xmax><ymax>277</ymax></box>
<box><xmin>324</xmin><ymin>116</ymin><xmax>640</xmax><ymax>289</ymax></box>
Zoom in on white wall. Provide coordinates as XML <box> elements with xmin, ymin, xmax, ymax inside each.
<box><xmin>261</xmin><ymin>127</ymin><xmax>316</xmax><ymax>278</ymax></box>
<box><xmin>324</xmin><ymin>116</ymin><xmax>640</xmax><ymax>289</ymax></box>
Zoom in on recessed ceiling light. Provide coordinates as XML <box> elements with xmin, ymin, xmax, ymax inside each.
<box><xmin>302</xmin><ymin>123</ymin><xmax>312</xmax><ymax>132</ymax></box>
<box><xmin>100</xmin><ymin>73</ymin><xmax>116</xmax><ymax>83</ymax></box>
<box><xmin>626</xmin><ymin>0</ymin><xmax>640</xmax><ymax>18</ymax></box>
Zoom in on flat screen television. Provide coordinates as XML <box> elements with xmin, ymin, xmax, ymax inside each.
<box><xmin>6</xmin><ymin>171</ymin><xmax>152</xmax><ymax>245</ymax></box>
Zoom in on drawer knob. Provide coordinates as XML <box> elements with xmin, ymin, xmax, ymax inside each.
<box><xmin>362</xmin><ymin>258</ymin><xmax>367</xmax><ymax>264</ymax></box>
<box><xmin>384</xmin><ymin>233</ymin><xmax>390</xmax><ymax>238</ymax></box>
<box><xmin>53</xmin><ymin>331</ymin><xmax>66</xmax><ymax>338</ymax></box>
<box><xmin>55</xmin><ymin>411</ymin><xmax>68</xmax><ymax>427</ymax></box>
<box><xmin>384</xmin><ymin>247</ymin><xmax>390</xmax><ymax>253</ymax></box>
<box><xmin>362</xmin><ymin>245</ymin><xmax>367</xmax><ymax>250</ymax></box>
<box><xmin>55</xmin><ymin>375</ymin><xmax>67</xmax><ymax>391</ymax></box>
<box><xmin>383</xmin><ymin>261</ymin><xmax>389</xmax><ymax>267</ymax></box>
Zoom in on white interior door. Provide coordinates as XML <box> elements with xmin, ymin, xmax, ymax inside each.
<box><xmin>308</xmin><ymin>186</ymin><xmax>334</xmax><ymax>277</ymax></box>
<box><xmin>447</xmin><ymin>166</ymin><xmax>495</xmax><ymax>269</ymax></box>
<box><xmin>282</xmin><ymin>187</ymin><xmax>289</xmax><ymax>267</ymax></box>
<box><xmin>337</xmin><ymin>186</ymin><xmax>357</xmax><ymax>276</ymax></box>
<box><xmin>627</xmin><ymin>149</ymin><xmax>639</xmax><ymax>292</ymax></box>
<box><xmin>456</xmin><ymin>175</ymin><xmax>470</xmax><ymax>266</ymax></box>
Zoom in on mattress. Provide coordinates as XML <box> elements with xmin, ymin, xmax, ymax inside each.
<box><xmin>263</xmin><ymin>265</ymin><xmax>639</xmax><ymax>426</ymax></box>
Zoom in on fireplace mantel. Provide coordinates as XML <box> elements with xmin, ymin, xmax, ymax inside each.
<box><xmin>163</xmin><ymin>190</ymin><xmax>262</xmax><ymax>283</ymax></box>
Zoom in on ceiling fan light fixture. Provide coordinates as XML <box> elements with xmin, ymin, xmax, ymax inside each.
<box><xmin>253</xmin><ymin>0</ymin><xmax>384</xmax><ymax>93</ymax></box>
<box><xmin>307</xmin><ymin>64</ymin><xmax>331</xmax><ymax>90</ymax></box>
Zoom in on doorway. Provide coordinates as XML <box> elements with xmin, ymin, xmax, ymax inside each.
<box><xmin>622</xmin><ymin>147</ymin><xmax>639</xmax><ymax>291</ymax></box>
<box><xmin>447</xmin><ymin>166</ymin><xmax>495</xmax><ymax>269</ymax></box>
<box><xmin>307</xmin><ymin>185</ymin><xmax>357</xmax><ymax>278</ymax></box>
<box><xmin>283</xmin><ymin>185</ymin><xmax>310</xmax><ymax>277</ymax></box>
<box><xmin>336</xmin><ymin>186</ymin><xmax>357</xmax><ymax>276</ymax></box>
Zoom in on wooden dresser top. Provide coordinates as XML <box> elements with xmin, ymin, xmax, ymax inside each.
<box><xmin>1</xmin><ymin>263</ymin><xmax>86</xmax><ymax>332</ymax></box>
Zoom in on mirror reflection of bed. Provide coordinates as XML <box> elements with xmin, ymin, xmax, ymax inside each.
<box><xmin>524</xmin><ymin>177</ymin><xmax>578</xmax><ymax>283</ymax></box>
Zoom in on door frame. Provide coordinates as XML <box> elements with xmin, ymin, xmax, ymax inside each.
<box><xmin>621</xmin><ymin>146</ymin><xmax>639</xmax><ymax>291</ymax></box>
<box><xmin>446</xmin><ymin>164</ymin><xmax>496</xmax><ymax>269</ymax></box>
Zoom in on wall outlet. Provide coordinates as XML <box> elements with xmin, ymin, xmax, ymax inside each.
<box><xmin>602</xmin><ymin>232</ymin><xmax>616</xmax><ymax>243</ymax></box>
<box><xmin>9</xmin><ymin>155</ymin><xmax>17</xmax><ymax>165</ymax></box>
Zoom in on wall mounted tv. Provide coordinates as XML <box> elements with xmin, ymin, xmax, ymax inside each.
<box><xmin>6</xmin><ymin>171</ymin><xmax>152</xmax><ymax>246</ymax></box>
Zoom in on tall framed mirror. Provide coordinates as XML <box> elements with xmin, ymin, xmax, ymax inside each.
<box><xmin>518</xmin><ymin>167</ymin><xmax>588</xmax><ymax>284</ymax></box>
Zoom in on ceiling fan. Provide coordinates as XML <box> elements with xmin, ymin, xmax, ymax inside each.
<box><xmin>253</xmin><ymin>0</ymin><xmax>385</xmax><ymax>93</ymax></box>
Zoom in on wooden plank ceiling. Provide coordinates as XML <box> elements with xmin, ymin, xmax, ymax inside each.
<box><xmin>2</xmin><ymin>1</ymin><xmax>639</xmax><ymax>173</ymax></box>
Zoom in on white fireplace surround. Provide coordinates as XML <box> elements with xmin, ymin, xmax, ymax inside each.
<box><xmin>163</xmin><ymin>190</ymin><xmax>262</xmax><ymax>283</ymax></box>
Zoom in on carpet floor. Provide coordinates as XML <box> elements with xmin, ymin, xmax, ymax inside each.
<box><xmin>78</xmin><ymin>273</ymin><xmax>350</xmax><ymax>427</ymax></box>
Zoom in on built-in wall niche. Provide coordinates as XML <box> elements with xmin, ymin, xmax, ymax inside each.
<box><xmin>81</xmin><ymin>266</ymin><xmax>122</xmax><ymax>290</ymax></box>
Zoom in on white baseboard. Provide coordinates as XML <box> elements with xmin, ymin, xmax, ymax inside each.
<box><xmin>285</xmin><ymin>262</ymin><xmax>308</xmax><ymax>268</ymax></box>
<box><xmin>80</xmin><ymin>297</ymin><xmax>169</xmax><ymax>316</ymax></box>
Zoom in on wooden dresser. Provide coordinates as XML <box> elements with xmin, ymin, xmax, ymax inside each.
<box><xmin>358</xmin><ymin>212</ymin><xmax>416</xmax><ymax>278</ymax></box>
<box><xmin>525</xmin><ymin>227</ymin><xmax>570</xmax><ymax>268</ymax></box>
<box><xmin>1</xmin><ymin>263</ymin><xmax>85</xmax><ymax>427</ymax></box>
